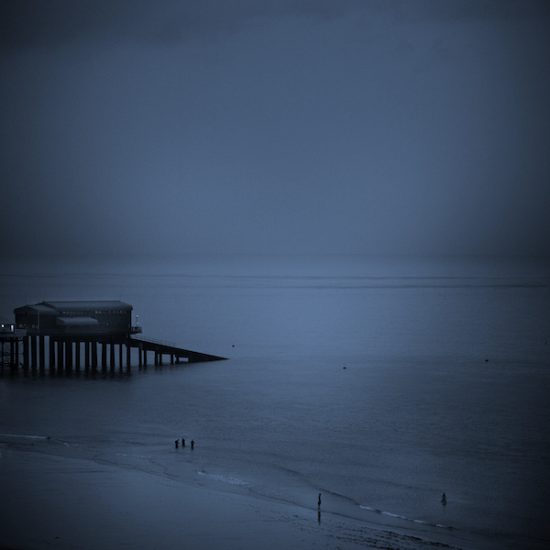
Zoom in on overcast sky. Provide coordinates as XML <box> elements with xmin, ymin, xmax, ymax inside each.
<box><xmin>1</xmin><ymin>0</ymin><xmax>549</xmax><ymax>259</ymax></box>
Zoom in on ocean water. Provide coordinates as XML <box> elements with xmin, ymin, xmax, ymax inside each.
<box><xmin>1</xmin><ymin>256</ymin><xmax>549</xmax><ymax>549</ymax></box>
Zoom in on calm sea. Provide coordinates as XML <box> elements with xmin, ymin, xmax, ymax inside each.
<box><xmin>1</xmin><ymin>256</ymin><xmax>549</xmax><ymax>549</ymax></box>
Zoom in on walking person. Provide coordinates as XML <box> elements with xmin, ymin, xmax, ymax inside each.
<box><xmin>317</xmin><ymin>493</ymin><xmax>322</xmax><ymax>524</ymax></box>
<box><xmin>174</xmin><ymin>439</ymin><xmax>179</xmax><ymax>449</ymax></box>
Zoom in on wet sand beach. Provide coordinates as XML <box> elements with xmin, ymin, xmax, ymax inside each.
<box><xmin>0</xmin><ymin>433</ymin><xmax>468</xmax><ymax>550</ymax></box>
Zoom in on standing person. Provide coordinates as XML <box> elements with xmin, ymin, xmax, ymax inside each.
<box><xmin>181</xmin><ymin>438</ymin><xmax>185</xmax><ymax>448</ymax></box>
<box><xmin>441</xmin><ymin>492</ymin><xmax>447</xmax><ymax>506</ymax></box>
<box><xmin>191</xmin><ymin>440</ymin><xmax>195</xmax><ymax>450</ymax></box>
<box><xmin>174</xmin><ymin>439</ymin><xmax>179</xmax><ymax>449</ymax></box>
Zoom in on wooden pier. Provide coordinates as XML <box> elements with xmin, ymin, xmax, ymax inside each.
<box><xmin>1</xmin><ymin>300</ymin><xmax>226</xmax><ymax>373</ymax></box>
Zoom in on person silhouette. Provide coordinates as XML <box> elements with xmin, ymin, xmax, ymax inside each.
<box><xmin>191</xmin><ymin>440</ymin><xmax>195</xmax><ymax>450</ymax></box>
<box><xmin>318</xmin><ymin>493</ymin><xmax>322</xmax><ymax>509</ymax></box>
<box><xmin>441</xmin><ymin>492</ymin><xmax>447</xmax><ymax>506</ymax></box>
<box><xmin>174</xmin><ymin>439</ymin><xmax>179</xmax><ymax>449</ymax></box>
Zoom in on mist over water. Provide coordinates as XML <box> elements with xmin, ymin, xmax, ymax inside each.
<box><xmin>1</xmin><ymin>255</ymin><xmax>549</xmax><ymax>549</ymax></box>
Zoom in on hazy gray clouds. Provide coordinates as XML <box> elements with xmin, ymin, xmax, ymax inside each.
<box><xmin>0</xmin><ymin>0</ymin><xmax>366</xmax><ymax>50</ymax></box>
<box><xmin>1</xmin><ymin>1</ymin><xmax>549</xmax><ymax>258</ymax></box>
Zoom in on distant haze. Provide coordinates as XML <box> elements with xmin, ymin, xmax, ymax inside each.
<box><xmin>1</xmin><ymin>0</ymin><xmax>549</xmax><ymax>259</ymax></box>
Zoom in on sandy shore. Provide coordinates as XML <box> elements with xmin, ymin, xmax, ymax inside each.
<box><xmin>0</xmin><ymin>437</ymin><xmax>467</xmax><ymax>550</ymax></box>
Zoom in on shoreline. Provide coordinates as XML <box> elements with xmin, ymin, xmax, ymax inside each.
<box><xmin>0</xmin><ymin>436</ymin><xmax>471</xmax><ymax>550</ymax></box>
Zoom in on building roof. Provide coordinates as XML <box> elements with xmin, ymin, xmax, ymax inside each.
<box><xmin>42</xmin><ymin>301</ymin><xmax>132</xmax><ymax>312</ymax></box>
<box><xmin>56</xmin><ymin>317</ymin><xmax>99</xmax><ymax>327</ymax></box>
<box><xmin>14</xmin><ymin>304</ymin><xmax>57</xmax><ymax>314</ymax></box>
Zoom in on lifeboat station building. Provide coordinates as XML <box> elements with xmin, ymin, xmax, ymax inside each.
<box><xmin>1</xmin><ymin>300</ymin><xmax>224</xmax><ymax>372</ymax></box>
<box><xmin>15</xmin><ymin>300</ymin><xmax>135</xmax><ymax>337</ymax></box>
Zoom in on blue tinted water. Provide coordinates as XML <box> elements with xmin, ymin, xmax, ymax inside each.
<box><xmin>1</xmin><ymin>256</ymin><xmax>549</xmax><ymax>548</ymax></box>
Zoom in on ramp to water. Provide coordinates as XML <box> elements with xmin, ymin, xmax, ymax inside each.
<box><xmin>129</xmin><ymin>337</ymin><xmax>227</xmax><ymax>363</ymax></box>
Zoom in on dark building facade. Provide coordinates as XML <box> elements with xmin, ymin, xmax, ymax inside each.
<box><xmin>14</xmin><ymin>301</ymin><xmax>133</xmax><ymax>337</ymax></box>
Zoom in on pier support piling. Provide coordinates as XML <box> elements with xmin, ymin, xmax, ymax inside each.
<box><xmin>110</xmin><ymin>342</ymin><xmax>115</xmax><ymax>372</ymax></box>
<box><xmin>101</xmin><ymin>343</ymin><xmax>107</xmax><ymax>371</ymax></box>
<box><xmin>57</xmin><ymin>340</ymin><xmax>63</xmax><ymax>371</ymax></box>
<box><xmin>49</xmin><ymin>337</ymin><xmax>55</xmax><ymax>369</ymax></box>
<box><xmin>65</xmin><ymin>339</ymin><xmax>73</xmax><ymax>370</ymax></box>
<box><xmin>23</xmin><ymin>336</ymin><xmax>29</xmax><ymax>369</ymax></box>
<box><xmin>39</xmin><ymin>335</ymin><xmax>45</xmax><ymax>370</ymax></box>
<box><xmin>85</xmin><ymin>342</ymin><xmax>90</xmax><ymax>370</ymax></box>
<box><xmin>91</xmin><ymin>342</ymin><xmax>98</xmax><ymax>371</ymax></box>
<box><xmin>75</xmin><ymin>340</ymin><xmax>80</xmax><ymax>371</ymax></box>
<box><xmin>31</xmin><ymin>335</ymin><xmax>37</xmax><ymax>369</ymax></box>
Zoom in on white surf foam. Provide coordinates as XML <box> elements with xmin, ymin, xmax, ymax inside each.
<box><xmin>198</xmin><ymin>469</ymin><xmax>250</xmax><ymax>487</ymax></box>
<box><xmin>0</xmin><ymin>432</ymin><xmax>50</xmax><ymax>440</ymax></box>
<box><xmin>360</xmin><ymin>505</ymin><xmax>453</xmax><ymax>530</ymax></box>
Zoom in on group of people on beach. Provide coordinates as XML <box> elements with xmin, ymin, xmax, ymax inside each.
<box><xmin>174</xmin><ymin>438</ymin><xmax>194</xmax><ymax>450</ymax></box>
